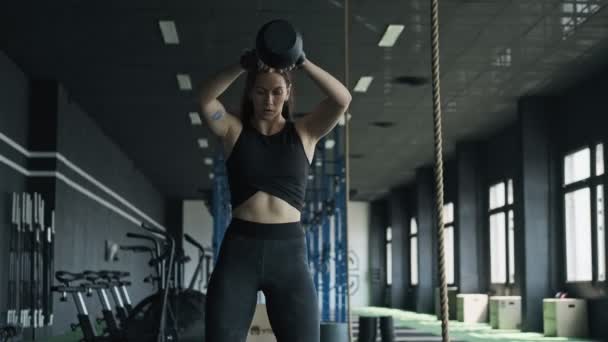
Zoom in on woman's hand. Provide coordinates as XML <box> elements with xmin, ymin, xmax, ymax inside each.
<box><xmin>241</xmin><ymin>48</ymin><xmax>277</xmax><ymax>72</ymax></box>
<box><xmin>285</xmin><ymin>51</ymin><xmax>307</xmax><ymax>71</ymax></box>
<box><xmin>240</xmin><ymin>49</ymin><xmax>262</xmax><ymax>71</ymax></box>
<box><xmin>295</xmin><ymin>51</ymin><xmax>307</xmax><ymax>69</ymax></box>
<box><xmin>242</xmin><ymin>48</ymin><xmax>306</xmax><ymax>72</ymax></box>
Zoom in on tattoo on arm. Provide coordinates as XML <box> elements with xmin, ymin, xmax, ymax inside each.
<box><xmin>210</xmin><ymin>111</ymin><xmax>224</xmax><ymax>121</ymax></box>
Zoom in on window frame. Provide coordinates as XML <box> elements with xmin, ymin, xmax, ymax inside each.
<box><xmin>488</xmin><ymin>178</ymin><xmax>516</xmax><ymax>285</ymax></box>
<box><xmin>444</xmin><ymin>202</ymin><xmax>456</xmax><ymax>285</ymax></box>
<box><xmin>386</xmin><ymin>226</ymin><xmax>392</xmax><ymax>286</ymax></box>
<box><xmin>410</xmin><ymin>217</ymin><xmax>419</xmax><ymax>286</ymax></box>
<box><xmin>562</xmin><ymin>143</ymin><xmax>606</xmax><ymax>284</ymax></box>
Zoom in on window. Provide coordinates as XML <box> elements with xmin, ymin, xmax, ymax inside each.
<box><xmin>444</xmin><ymin>203</ymin><xmax>455</xmax><ymax>285</ymax></box>
<box><xmin>489</xmin><ymin>179</ymin><xmax>516</xmax><ymax>284</ymax></box>
<box><xmin>560</xmin><ymin>0</ymin><xmax>602</xmax><ymax>39</ymax></box>
<box><xmin>410</xmin><ymin>217</ymin><xmax>419</xmax><ymax>286</ymax></box>
<box><xmin>565</xmin><ymin>188</ymin><xmax>592</xmax><ymax>281</ymax></box>
<box><xmin>563</xmin><ymin>143</ymin><xmax>605</xmax><ymax>282</ymax></box>
<box><xmin>598</xmin><ymin>185</ymin><xmax>606</xmax><ymax>281</ymax></box>
<box><xmin>386</xmin><ymin>226</ymin><xmax>392</xmax><ymax>285</ymax></box>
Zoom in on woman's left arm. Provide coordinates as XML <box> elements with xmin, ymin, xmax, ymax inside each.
<box><xmin>298</xmin><ymin>58</ymin><xmax>352</xmax><ymax>142</ymax></box>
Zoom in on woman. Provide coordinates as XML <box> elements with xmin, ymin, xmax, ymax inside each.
<box><xmin>199</xmin><ymin>47</ymin><xmax>351</xmax><ymax>341</ymax></box>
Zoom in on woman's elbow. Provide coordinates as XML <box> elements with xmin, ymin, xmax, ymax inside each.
<box><xmin>340</xmin><ymin>91</ymin><xmax>352</xmax><ymax>108</ymax></box>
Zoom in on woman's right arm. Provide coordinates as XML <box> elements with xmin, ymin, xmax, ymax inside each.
<box><xmin>198</xmin><ymin>63</ymin><xmax>245</xmax><ymax>138</ymax></box>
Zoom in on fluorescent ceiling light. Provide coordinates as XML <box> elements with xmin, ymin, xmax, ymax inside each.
<box><xmin>177</xmin><ymin>74</ymin><xmax>192</xmax><ymax>90</ymax></box>
<box><xmin>354</xmin><ymin>76</ymin><xmax>373</xmax><ymax>92</ymax></box>
<box><xmin>378</xmin><ymin>24</ymin><xmax>405</xmax><ymax>47</ymax></box>
<box><xmin>204</xmin><ymin>158</ymin><xmax>213</xmax><ymax>165</ymax></box>
<box><xmin>189</xmin><ymin>112</ymin><xmax>202</xmax><ymax>125</ymax></box>
<box><xmin>159</xmin><ymin>20</ymin><xmax>180</xmax><ymax>44</ymax></box>
<box><xmin>198</xmin><ymin>138</ymin><xmax>208</xmax><ymax>148</ymax></box>
<box><xmin>325</xmin><ymin>139</ymin><xmax>336</xmax><ymax>149</ymax></box>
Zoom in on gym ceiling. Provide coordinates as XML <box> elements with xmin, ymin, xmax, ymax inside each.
<box><xmin>1</xmin><ymin>0</ymin><xmax>607</xmax><ymax>200</ymax></box>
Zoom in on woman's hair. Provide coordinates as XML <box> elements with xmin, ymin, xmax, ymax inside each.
<box><xmin>240</xmin><ymin>69</ymin><xmax>295</xmax><ymax>124</ymax></box>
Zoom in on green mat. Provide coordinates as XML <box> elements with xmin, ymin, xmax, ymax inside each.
<box><xmin>26</xmin><ymin>307</ymin><xmax>600</xmax><ymax>341</ymax></box>
<box><xmin>352</xmin><ymin>306</ymin><xmax>599</xmax><ymax>342</ymax></box>
<box><xmin>21</xmin><ymin>322</ymin><xmax>105</xmax><ymax>342</ymax></box>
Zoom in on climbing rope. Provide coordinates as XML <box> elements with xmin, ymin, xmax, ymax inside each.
<box><xmin>343</xmin><ymin>1</ymin><xmax>449</xmax><ymax>341</ymax></box>
<box><xmin>344</xmin><ymin>0</ymin><xmax>353</xmax><ymax>340</ymax></box>
<box><xmin>430</xmin><ymin>0</ymin><xmax>450</xmax><ymax>341</ymax></box>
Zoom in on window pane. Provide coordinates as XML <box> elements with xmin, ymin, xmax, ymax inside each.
<box><xmin>445</xmin><ymin>225</ymin><xmax>455</xmax><ymax>284</ymax></box>
<box><xmin>411</xmin><ymin>237</ymin><xmax>419</xmax><ymax>285</ymax></box>
<box><xmin>507</xmin><ymin>179</ymin><xmax>514</xmax><ymax>205</ymax></box>
<box><xmin>386</xmin><ymin>226</ymin><xmax>392</xmax><ymax>242</ymax></box>
<box><xmin>490</xmin><ymin>212</ymin><xmax>507</xmax><ymax>284</ymax></box>
<box><xmin>565</xmin><ymin>188</ymin><xmax>593</xmax><ymax>282</ymax></box>
<box><xmin>387</xmin><ymin>242</ymin><xmax>392</xmax><ymax>285</ymax></box>
<box><xmin>564</xmin><ymin>148</ymin><xmax>591</xmax><ymax>185</ymax></box>
<box><xmin>411</xmin><ymin>217</ymin><xmax>418</xmax><ymax>235</ymax></box>
<box><xmin>508</xmin><ymin>210</ymin><xmax>516</xmax><ymax>284</ymax></box>
<box><xmin>596</xmin><ymin>143</ymin><xmax>604</xmax><ymax>176</ymax></box>
<box><xmin>598</xmin><ymin>185</ymin><xmax>605</xmax><ymax>282</ymax></box>
<box><xmin>490</xmin><ymin>182</ymin><xmax>506</xmax><ymax>210</ymax></box>
<box><xmin>444</xmin><ymin>202</ymin><xmax>454</xmax><ymax>224</ymax></box>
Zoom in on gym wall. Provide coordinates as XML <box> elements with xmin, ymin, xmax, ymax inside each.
<box><xmin>52</xmin><ymin>80</ymin><xmax>167</xmax><ymax>336</ymax></box>
<box><xmin>552</xmin><ymin>66</ymin><xmax>608</xmax><ymax>340</ymax></box>
<box><xmin>386</xmin><ymin>187</ymin><xmax>408</xmax><ymax>310</ymax></box>
<box><xmin>483</xmin><ymin>124</ymin><xmax>522</xmax><ymax>297</ymax></box>
<box><xmin>371</xmin><ymin>66</ymin><xmax>608</xmax><ymax>339</ymax></box>
<box><xmin>368</xmin><ymin>199</ymin><xmax>389</xmax><ymax>307</ymax></box>
<box><xmin>0</xmin><ymin>51</ymin><xmax>30</xmax><ymax>334</ymax></box>
<box><xmin>0</xmin><ymin>51</ymin><xmax>167</xmax><ymax>339</ymax></box>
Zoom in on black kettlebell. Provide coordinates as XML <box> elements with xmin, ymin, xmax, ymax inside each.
<box><xmin>256</xmin><ymin>19</ymin><xmax>303</xmax><ymax>69</ymax></box>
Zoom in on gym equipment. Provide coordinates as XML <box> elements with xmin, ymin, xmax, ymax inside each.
<box><xmin>183</xmin><ymin>233</ymin><xmax>212</xmax><ymax>291</ymax></box>
<box><xmin>255</xmin><ymin>19</ymin><xmax>304</xmax><ymax>69</ymax></box>
<box><xmin>320</xmin><ymin>322</ymin><xmax>348</xmax><ymax>342</ymax></box>
<box><xmin>93</xmin><ymin>270</ymin><xmax>134</xmax><ymax>316</ymax></box>
<box><xmin>121</xmin><ymin>223</ymin><xmax>206</xmax><ymax>342</ymax></box>
<box><xmin>44</xmin><ymin>210</ymin><xmax>56</xmax><ymax>327</ymax></box>
<box><xmin>429</xmin><ymin>0</ymin><xmax>451</xmax><ymax>340</ymax></box>
<box><xmin>489</xmin><ymin>296</ymin><xmax>521</xmax><ymax>330</ymax></box>
<box><xmin>8</xmin><ymin>193</ymin><xmax>21</xmax><ymax>326</ymax></box>
<box><xmin>543</xmin><ymin>298</ymin><xmax>589</xmax><ymax>338</ymax></box>
<box><xmin>52</xmin><ymin>271</ymin><xmax>98</xmax><ymax>341</ymax></box>
<box><xmin>120</xmin><ymin>244</ymin><xmax>160</xmax><ymax>291</ymax></box>
<box><xmin>97</xmin><ymin>271</ymin><xmax>131</xmax><ymax>325</ymax></box>
<box><xmin>53</xmin><ymin>270</ymin><xmax>133</xmax><ymax>341</ymax></box>
<box><xmin>6</xmin><ymin>192</ymin><xmax>54</xmax><ymax>341</ymax></box>
<box><xmin>126</xmin><ymin>232</ymin><xmax>164</xmax><ymax>289</ymax></box>
<box><xmin>114</xmin><ymin>274</ymin><xmax>133</xmax><ymax>315</ymax></box>
<box><xmin>356</xmin><ymin>316</ymin><xmax>376</xmax><ymax>342</ymax></box>
<box><xmin>379</xmin><ymin>316</ymin><xmax>395</xmax><ymax>342</ymax></box>
<box><xmin>343</xmin><ymin>0</ymin><xmax>353</xmax><ymax>338</ymax></box>
<box><xmin>21</xmin><ymin>193</ymin><xmax>31</xmax><ymax>330</ymax></box>
<box><xmin>32</xmin><ymin>193</ymin><xmax>45</xmax><ymax>335</ymax></box>
<box><xmin>435</xmin><ymin>287</ymin><xmax>458</xmax><ymax>320</ymax></box>
<box><xmin>82</xmin><ymin>271</ymin><xmax>122</xmax><ymax>340</ymax></box>
<box><xmin>0</xmin><ymin>325</ymin><xmax>19</xmax><ymax>341</ymax></box>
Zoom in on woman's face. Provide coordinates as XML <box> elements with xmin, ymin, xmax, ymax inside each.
<box><xmin>250</xmin><ymin>71</ymin><xmax>290</xmax><ymax>121</ymax></box>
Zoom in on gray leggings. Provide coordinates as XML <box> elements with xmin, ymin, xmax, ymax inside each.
<box><xmin>205</xmin><ymin>218</ymin><xmax>320</xmax><ymax>342</ymax></box>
